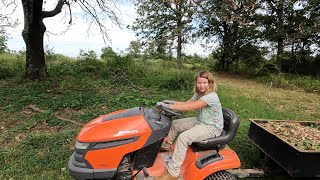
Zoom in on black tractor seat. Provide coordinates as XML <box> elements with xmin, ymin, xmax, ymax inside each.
<box><xmin>190</xmin><ymin>107</ymin><xmax>240</xmax><ymax>152</ymax></box>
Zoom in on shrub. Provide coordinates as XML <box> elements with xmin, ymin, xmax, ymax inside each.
<box><xmin>105</xmin><ymin>55</ymin><xmax>135</xmax><ymax>80</ymax></box>
<box><xmin>0</xmin><ymin>53</ymin><xmax>24</xmax><ymax>79</ymax></box>
<box><xmin>159</xmin><ymin>71</ymin><xmax>194</xmax><ymax>90</ymax></box>
<box><xmin>49</xmin><ymin>59</ymin><xmax>108</xmax><ymax>78</ymax></box>
<box><xmin>256</xmin><ymin>73</ymin><xmax>320</xmax><ymax>93</ymax></box>
<box><xmin>256</xmin><ymin>62</ymin><xmax>280</xmax><ymax>76</ymax></box>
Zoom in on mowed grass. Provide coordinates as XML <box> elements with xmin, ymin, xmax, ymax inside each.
<box><xmin>0</xmin><ymin>59</ymin><xmax>319</xmax><ymax>179</ymax></box>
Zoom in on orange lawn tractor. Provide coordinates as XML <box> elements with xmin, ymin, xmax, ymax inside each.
<box><xmin>68</xmin><ymin>104</ymin><xmax>240</xmax><ymax>180</ymax></box>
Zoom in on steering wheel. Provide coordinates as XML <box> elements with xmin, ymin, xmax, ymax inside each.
<box><xmin>156</xmin><ymin>103</ymin><xmax>183</xmax><ymax>117</ymax></box>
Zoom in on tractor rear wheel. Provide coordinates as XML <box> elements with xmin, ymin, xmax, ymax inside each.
<box><xmin>205</xmin><ymin>170</ymin><xmax>236</xmax><ymax>180</ymax></box>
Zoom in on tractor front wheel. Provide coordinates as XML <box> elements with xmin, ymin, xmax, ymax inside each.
<box><xmin>205</xmin><ymin>170</ymin><xmax>236</xmax><ymax>180</ymax></box>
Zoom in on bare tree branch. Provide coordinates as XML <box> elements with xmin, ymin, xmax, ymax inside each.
<box><xmin>76</xmin><ymin>0</ymin><xmax>121</xmax><ymax>43</ymax></box>
<box><xmin>66</xmin><ymin>1</ymin><xmax>73</xmax><ymax>24</ymax></box>
<box><xmin>42</xmin><ymin>0</ymin><xmax>66</xmax><ymax>19</ymax></box>
<box><xmin>0</xmin><ymin>0</ymin><xmax>17</xmax><ymax>15</ymax></box>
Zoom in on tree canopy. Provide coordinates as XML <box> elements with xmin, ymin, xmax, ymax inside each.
<box><xmin>132</xmin><ymin>0</ymin><xmax>197</xmax><ymax>66</ymax></box>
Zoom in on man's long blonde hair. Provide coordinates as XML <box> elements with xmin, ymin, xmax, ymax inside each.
<box><xmin>193</xmin><ymin>71</ymin><xmax>217</xmax><ymax>94</ymax></box>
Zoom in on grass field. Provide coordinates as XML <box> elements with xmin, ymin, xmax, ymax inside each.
<box><xmin>0</xmin><ymin>58</ymin><xmax>319</xmax><ymax>179</ymax></box>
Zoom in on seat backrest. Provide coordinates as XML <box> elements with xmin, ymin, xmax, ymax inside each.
<box><xmin>190</xmin><ymin>107</ymin><xmax>240</xmax><ymax>151</ymax></box>
<box><xmin>221</xmin><ymin>107</ymin><xmax>240</xmax><ymax>143</ymax></box>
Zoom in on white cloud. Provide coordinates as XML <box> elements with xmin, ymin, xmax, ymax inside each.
<box><xmin>5</xmin><ymin>1</ymin><xmax>210</xmax><ymax>57</ymax></box>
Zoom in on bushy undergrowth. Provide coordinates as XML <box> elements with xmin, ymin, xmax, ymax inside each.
<box><xmin>0</xmin><ymin>53</ymin><xmax>24</xmax><ymax>79</ymax></box>
<box><xmin>1</xmin><ymin>54</ymin><xmax>320</xmax><ymax>93</ymax></box>
<box><xmin>256</xmin><ymin>73</ymin><xmax>320</xmax><ymax>93</ymax></box>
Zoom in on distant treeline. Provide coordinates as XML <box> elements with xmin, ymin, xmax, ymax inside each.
<box><xmin>132</xmin><ymin>0</ymin><xmax>320</xmax><ymax>76</ymax></box>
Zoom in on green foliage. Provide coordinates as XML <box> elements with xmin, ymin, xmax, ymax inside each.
<box><xmin>255</xmin><ymin>0</ymin><xmax>320</xmax><ymax>71</ymax></box>
<box><xmin>110</xmin><ymin>94</ymin><xmax>157</xmax><ymax>109</ymax></box>
<box><xmin>159</xmin><ymin>71</ymin><xmax>194</xmax><ymax>90</ymax></box>
<box><xmin>142</xmin><ymin>38</ymin><xmax>171</xmax><ymax>60</ymax></box>
<box><xmin>44</xmin><ymin>45</ymin><xmax>58</xmax><ymax>62</ymax></box>
<box><xmin>0</xmin><ymin>53</ymin><xmax>24</xmax><ymax>79</ymax></box>
<box><xmin>126</xmin><ymin>41</ymin><xmax>142</xmax><ymax>58</ymax></box>
<box><xmin>0</xmin><ymin>36</ymin><xmax>8</xmax><ymax>54</ymax></box>
<box><xmin>0</xmin><ymin>132</ymin><xmax>75</xmax><ymax>179</ymax></box>
<box><xmin>280</xmin><ymin>52</ymin><xmax>320</xmax><ymax>76</ymax></box>
<box><xmin>256</xmin><ymin>62</ymin><xmax>280</xmax><ymax>76</ymax></box>
<box><xmin>78</xmin><ymin>49</ymin><xmax>98</xmax><ymax>61</ymax></box>
<box><xmin>100</xmin><ymin>46</ymin><xmax>119</xmax><ymax>60</ymax></box>
<box><xmin>105</xmin><ymin>55</ymin><xmax>136</xmax><ymax>80</ymax></box>
<box><xmin>48</xmin><ymin>58</ymin><xmax>108</xmax><ymax>78</ymax></box>
<box><xmin>132</xmin><ymin>0</ymin><xmax>196</xmax><ymax>60</ymax></box>
<box><xmin>256</xmin><ymin>73</ymin><xmax>320</xmax><ymax>93</ymax></box>
<box><xmin>198</xmin><ymin>0</ymin><xmax>260</xmax><ymax>71</ymax></box>
<box><xmin>15</xmin><ymin>49</ymin><xmax>26</xmax><ymax>61</ymax></box>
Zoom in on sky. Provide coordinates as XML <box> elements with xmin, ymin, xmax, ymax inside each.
<box><xmin>4</xmin><ymin>1</ymin><xmax>211</xmax><ymax>58</ymax></box>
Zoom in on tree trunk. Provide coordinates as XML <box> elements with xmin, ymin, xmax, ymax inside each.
<box><xmin>277</xmin><ymin>38</ymin><xmax>284</xmax><ymax>71</ymax></box>
<box><xmin>177</xmin><ymin>33</ymin><xmax>182</xmax><ymax>66</ymax></box>
<box><xmin>21</xmin><ymin>0</ymin><xmax>47</xmax><ymax>80</ymax></box>
<box><xmin>176</xmin><ymin>3</ymin><xmax>183</xmax><ymax>68</ymax></box>
<box><xmin>276</xmin><ymin>0</ymin><xmax>284</xmax><ymax>72</ymax></box>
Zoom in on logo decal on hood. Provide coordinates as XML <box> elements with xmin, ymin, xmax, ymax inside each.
<box><xmin>116</xmin><ymin>130</ymin><xmax>139</xmax><ymax>136</ymax></box>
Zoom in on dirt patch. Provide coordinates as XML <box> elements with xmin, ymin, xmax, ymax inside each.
<box><xmin>260</xmin><ymin>121</ymin><xmax>320</xmax><ymax>151</ymax></box>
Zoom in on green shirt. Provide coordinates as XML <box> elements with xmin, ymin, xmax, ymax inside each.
<box><xmin>191</xmin><ymin>92</ymin><xmax>224</xmax><ymax>136</ymax></box>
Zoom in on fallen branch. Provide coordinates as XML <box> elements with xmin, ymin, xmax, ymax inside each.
<box><xmin>28</xmin><ymin>104</ymin><xmax>46</xmax><ymax>113</ymax></box>
<box><xmin>27</xmin><ymin>104</ymin><xmax>85</xmax><ymax>126</ymax></box>
<box><xmin>54</xmin><ymin>113</ymin><xmax>84</xmax><ymax>126</ymax></box>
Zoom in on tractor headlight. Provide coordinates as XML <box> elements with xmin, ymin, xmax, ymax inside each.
<box><xmin>75</xmin><ymin>141</ymin><xmax>89</xmax><ymax>150</ymax></box>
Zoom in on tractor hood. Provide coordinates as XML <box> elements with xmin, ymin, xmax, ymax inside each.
<box><xmin>77</xmin><ymin>107</ymin><xmax>152</xmax><ymax>143</ymax></box>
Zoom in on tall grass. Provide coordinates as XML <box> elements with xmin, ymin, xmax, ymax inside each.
<box><xmin>256</xmin><ymin>73</ymin><xmax>320</xmax><ymax>93</ymax></box>
<box><xmin>0</xmin><ymin>53</ymin><xmax>24</xmax><ymax>79</ymax></box>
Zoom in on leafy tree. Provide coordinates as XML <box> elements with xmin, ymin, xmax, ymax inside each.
<box><xmin>256</xmin><ymin>0</ymin><xmax>293</xmax><ymax>71</ymax></box>
<box><xmin>1</xmin><ymin>0</ymin><xmax>121</xmax><ymax>80</ymax></box>
<box><xmin>143</xmin><ymin>38</ymin><xmax>171</xmax><ymax>59</ymax></box>
<box><xmin>0</xmin><ymin>36</ymin><xmax>8</xmax><ymax>54</ymax></box>
<box><xmin>286</xmin><ymin>0</ymin><xmax>320</xmax><ymax>72</ymax></box>
<box><xmin>257</xmin><ymin>0</ymin><xmax>320</xmax><ymax>72</ymax></box>
<box><xmin>78</xmin><ymin>49</ymin><xmax>98</xmax><ymax>61</ymax></box>
<box><xmin>101</xmin><ymin>46</ymin><xmax>119</xmax><ymax>60</ymax></box>
<box><xmin>198</xmin><ymin>0</ymin><xmax>260</xmax><ymax>71</ymax></box>
<box><xmin>132</xmin><ymin>0</ymin><xmax>197</xmax><ymax>66</ymax></box>
<box><xmin>126</xmin><ymin>41</ymin><xmax>142</xmax><ymax>58</ymax></box>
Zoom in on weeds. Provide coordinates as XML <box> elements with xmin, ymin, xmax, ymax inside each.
<box><xmin>256</xmin><ymin>73</ymin><xmax>320</xmax><ymax>93</ymax></box>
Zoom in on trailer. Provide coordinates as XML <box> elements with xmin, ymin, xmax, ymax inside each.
<box><xmin>248</xmin><ymin>119</ymin><xmax>320</xmax><ymax>178</ymax></box>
